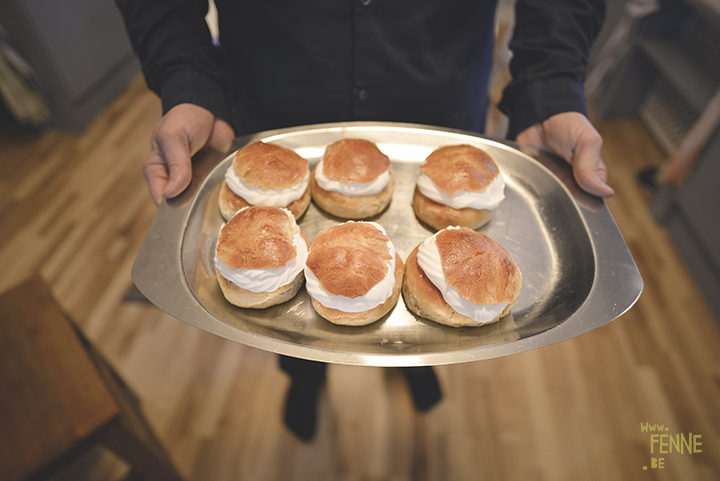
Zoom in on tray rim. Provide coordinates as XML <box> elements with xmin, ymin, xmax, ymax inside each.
<box><xmin>131</xmin><ymin>121</ymin><xmax>643</xmax><ymax>366</ymax></box>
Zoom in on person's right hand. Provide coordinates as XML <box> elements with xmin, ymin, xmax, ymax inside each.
<box><xmin>144</xmin><ymin>103</ymin><xmax>236</xmax><ymax>205</ymax></box>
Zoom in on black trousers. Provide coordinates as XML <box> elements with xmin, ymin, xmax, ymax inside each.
<box><xmin>278</xmin><ymin>355</ymin><xmax>437</xmax><ymax>390</ymax></box>
<box><xmin>279</xmin><ymin>355</ymin><xmax>327</xmax><ymax>387</ymax></box>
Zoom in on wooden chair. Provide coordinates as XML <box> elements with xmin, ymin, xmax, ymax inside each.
<box><xmin>0</xmin><ymin>275</ymin><xmax>184</xmax><ymax>481</ymax></box>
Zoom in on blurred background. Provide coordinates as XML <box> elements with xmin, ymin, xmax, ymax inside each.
<box><xmin>0</xmin><ymin>0</ymin><xmax>718</xmax><ymax>480</ymax></box>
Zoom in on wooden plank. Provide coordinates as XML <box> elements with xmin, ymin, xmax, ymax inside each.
<box><xmin>0</xmin><ymin>276</ymin><xmax>119</xmax><ymax>481</ymax></box>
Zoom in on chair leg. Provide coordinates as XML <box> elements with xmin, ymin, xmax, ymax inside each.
<box><xmin>95</xmin><ymin>415</ymin><xmax>185</xmax><ymax>481</ymax></box>
<box><xmin>72</xmin><ymin>320</ymin><xmax>184</xmax><ymax>480</ymax></box>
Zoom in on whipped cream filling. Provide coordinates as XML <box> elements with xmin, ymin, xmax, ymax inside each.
<box><xmin>314</xmin><ymin>159</ymin><xmax>390</xmax><ymax>196</ymax></box>
<box><xmin>416</xmin><ymin>171</ymin><xmax>505</xmax><ymax>210</ymax></box>
<box><xmin>304</xmin><ymin>222</ymin><xmax>396</xmax><ymax>312</ymax></box>
<box><xmin>417</xmin><ymin>227</ymin><xmax>507</xmax><ymax>324</ymax></box>
<box><xmin>225</xmin><ymin>166</ymin><xmax>309</xmax><ymax>207</ymax></box>
<box><xmin>214</xmin><ymin>209</ymin><xmax>308</xmax><ymax>293</ymax></box>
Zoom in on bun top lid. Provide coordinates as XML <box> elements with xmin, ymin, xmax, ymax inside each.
<box><xmin>231</xmin><ymin>141</ymin><xmax>309</xmax><ymax>190</ymax></box>
<box><xmin>216</xmin><ymin>206</ymin><xmax>298</xmax><ymax>269</ymax></box>
<box><xmin>419</xmin><ymin>144</ymin><xmax>500</xmax><ymax>195</ymax></box>
<box><xmin>435</xmin><ymin>227</ymin><xmax>521</xmax><ymax>305</ymax></box>
<box><xmin>321</xmin><ymin>138</ymin><xmax>390</xmax><ymax>184</ymax></box>
<box><xmin>306</xmin><ymin>221</ymin><xmax>393</xmax><ymax>298</ymax></box>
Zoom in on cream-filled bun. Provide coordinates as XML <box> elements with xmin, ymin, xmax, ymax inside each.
<box><xmin>219</xmin><ymin>141</ymin><xmax>311</xmax><ymax>221</ymax></box>
<box><xmin>310</xmin><ymin>138</ymin><xmax>395</xmax><ymax>219</ymax></box>
<box><xmin>403</xmin><ymin>226</ymin><xmax>521</xmax><ymax>327</ymax></box>
<box><xmin>215</xmin><ymin>206</ymin><xmax>308</xmax><ymax>309</ymax></box>
<box><xmin>412</xmin><ymin>144</ymin><xmax>505</xmax><ymax>230</ymax></box>
<box><xmin>304</xmin><ymin>221</ymin><xmax>404</xmax><ymax>326</ymax></box>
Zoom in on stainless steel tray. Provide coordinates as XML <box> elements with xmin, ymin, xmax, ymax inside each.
<box><xmin>132</xmin><ymin>122</ymin><xmax>643</xmax><ymax>366</ymax></box>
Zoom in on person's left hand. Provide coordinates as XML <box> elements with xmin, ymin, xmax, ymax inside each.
<box><xmin>516</xmin><ymin>112</ymin><xmax>614</xmax><ymax>198</ymax></box>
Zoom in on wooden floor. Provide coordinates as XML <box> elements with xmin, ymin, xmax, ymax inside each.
<box><xmin>1</xmin><ymin>75</ymin><xmax>719</xmax><ymax>481</ymax></box>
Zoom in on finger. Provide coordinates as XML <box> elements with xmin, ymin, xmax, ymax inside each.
<box><xmin>571</xmin><ymin>134</ymin><xmax>615</xmax><ymax>198</ymax></box>
<box><xmin>515</xmin><ymin>124</ymin><xmax>546</xmax><ymax>150</ymax></box>
<box><xmin>574</xmin><ymin>156</ymin><xmax>614</xmax><ymax>197</ymax></box>
<box><xmin>155</xmin><ymin>133</ymin><xmax>194</xmax><ymax>200</ymax></box>
<box><xmin>539</xmin><ymin>113</ymin><xmax>614</xmax><ymax>198</ymax></box>
<box><xmin>207</xmin><ymin>118</ymin><xmax>236</xmax><ymax>146</ymax></box>
<box><xmin>143</xmin><ymin>151</ymin><xmax>170</xmax><ymax>205</ymax></box>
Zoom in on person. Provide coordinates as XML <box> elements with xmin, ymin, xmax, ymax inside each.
<box><xmin>116</xmin><ymin>0</ymin><xmax>613</xmax><ymax>442</ymax></box>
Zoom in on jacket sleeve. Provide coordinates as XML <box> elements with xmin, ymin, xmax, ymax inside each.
<box><xmin>498</xmin><ymin>0</ymin><xmax>606</xmax><ymax>139</ymax></box>
<box><xmin>115</xmin><ymin>0</ymin><xmax>231</xmax><ymax>124</ymax></box>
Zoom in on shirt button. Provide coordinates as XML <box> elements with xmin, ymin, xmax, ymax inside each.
<box><xmin>357</xmin><ymin>89</ymin><xmax>369</xmax><ymax>100</ymax></box>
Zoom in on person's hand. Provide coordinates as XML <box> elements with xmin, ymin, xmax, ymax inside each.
<box><xmin>144</xmin><ymin>103</ymin><xmax>236</xmax><ymax>205</ymax></box>
<box><xmin>516</xmin><ymin>112</ymin><xmax>614</xmax><ymax>198</ymax></box>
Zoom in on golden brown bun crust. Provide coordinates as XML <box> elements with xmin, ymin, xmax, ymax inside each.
<box><xmin>311</xmin><ymin>253</ymin><xmax>404</xmax><ymax>326</ymax></box>
<box><xmin>216</xmin><ymin>223</ymin><xmax>309</xmax><ymax>309</ymax></box>
<box><xmin>306</xmin><ymin>222</ymin><xmax>393</xmax><ymax>298</ymax></box>
<box><xmin>322</xmin><ymin>138</ymin><xmax>390</xmax><ymax>183</ymax></box>
<box><xmin>402</xmin><ymin>246</ymin><xmax>516</xmax><ymax>328</ymax></box>
<box><xmin>219</xmin><ymin>179</ymin><xmax>310</xmax><ymax>221</ymax></box>
<box><xmin>216</xmin><ymin>206</ymin><xmax>298</xmax><ymax>269</ymax></box>
<box><xmin>403</xmin><ymin>246</ymin><xmax>480</xmax><ymax>327</ymax></box>
<box><xmin>232</xmin><ymin>141</ymin><xmax>308</xmax><ymax>190</ymax></box>
<box><xmin>411</xmin><ymin>186</ymin><xmax>493</xmax><ymax>231</ymax></box>
<box><xmin>420</xmin><ymin>144</ymin><xmax>500</xmax><ymax>195</ymax></box>
<box><xmin>310</xmin><ymin>168</ymin><xmax>395</xmax><ymax>219</ymax></box>
<box><xmin>436</xmin><ymin>227</ymin><xmax>522</xmax><ymax>306</ymax></box>
<box><xmin>216</xmin><ymin>268</ymin><xmax>305</xmax><ymax>309</ymax></box>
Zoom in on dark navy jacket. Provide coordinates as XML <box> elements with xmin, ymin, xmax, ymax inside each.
<box><xmin>116</xmin><ymin>0</ymin><xmax>605</xmax><ymax>138</ymax></box>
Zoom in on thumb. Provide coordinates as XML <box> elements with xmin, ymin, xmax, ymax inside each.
<box><xmin>570</xmin><ymin>132</ymin><xmax>614</xmax><ymax>198</ymax></box>
<box><xmin>207</xmin><ymin>117</ymin><xmax>236</xmax><ymax>146</ymax></box>
<box><xmin>155</xmin><ymin>133</ymin><xmax>195</xmax><ymax>199</ymax></box>
<box><xmin>148</xmin><ymin>104</ymin><xmax>216</xmax><ymax>201</ymax></box>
